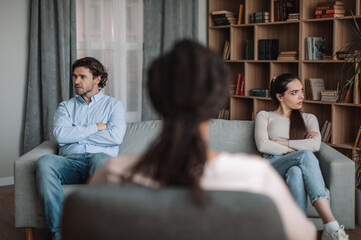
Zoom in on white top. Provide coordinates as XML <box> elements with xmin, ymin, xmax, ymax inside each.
<box><xmin>90</xmin><ymin>152</ymin><xmax>316</xmax><ymax>240</ymax></box>
<box><xmin>254</xmin><ymin>111</ymin><xmax>321</xmax><ymax>155</ymax></box>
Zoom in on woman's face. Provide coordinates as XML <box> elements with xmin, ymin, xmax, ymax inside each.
<box><xmin>277</xmin><ymin>79</ymin><xmax>304</xmax><ymax>110</ymax></box>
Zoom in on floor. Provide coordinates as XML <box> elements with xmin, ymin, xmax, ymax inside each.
<box><xmin>1</xmin><ymin>184</ymin><xmax>361</xmax><ymax>240</ymax></box>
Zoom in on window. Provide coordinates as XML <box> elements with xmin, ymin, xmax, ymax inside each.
<box><xmin>76</xmin><ymin>0</ymin><xmax>143</xmax><ymax>122</ymax></box>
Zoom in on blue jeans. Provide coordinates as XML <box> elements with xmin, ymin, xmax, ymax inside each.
<box><xmin>35</xmin><ymin>153</ymin><xmax>111</xmax><ymax>237</ymax></box>
<box><xmin>267</xmin><ymin>150</ymin><xmax>328</xmax><ymax>213</ymax></box>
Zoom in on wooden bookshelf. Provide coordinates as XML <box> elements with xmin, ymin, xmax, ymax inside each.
<box><xmin>208</xmin><ymin>0</ymin><xmax>361</xmax><ymax>156</ymax></box>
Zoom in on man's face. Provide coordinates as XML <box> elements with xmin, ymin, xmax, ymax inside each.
<box><xmin>73</xmin><ymin>67</ymin><xmax>100</xmax><ymax>97</ymax></box>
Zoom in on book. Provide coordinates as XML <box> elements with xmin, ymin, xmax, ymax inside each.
<box><xmin>308</xmin><ymin>78</ymin><xmax>325</xmax><ymax>100</ymax></box>
<box><xmin>313</xmin><ymin>37</ymin><xmax>326</xmax><ymax>60</ymax></box>
<box><xmin>238</xmin><ymin>4</ymin><xmax>244</xmax><ymax>25</ymax></box>
<box><xmin>320</xmin><ymin>120</ymin><xmax>329</xmax><ymax>139</ymax></box>
<box><xmin>212</xmin><ymin>10</ymin><xmax>236</xmax><ymax>15</ymax></box>
<box><xmin>250</xmin><ymin>89</ymin><xmax>269</xmax><ymax>97</ymax></box>
<box><xmin>322</xmin><ymin>121</ymin><xmax>332</xmax><ymax>142</ymax></box>
<box><xmin>235</xmin><ymin>74</ymin><xmax>241</xmax><ymax>95</ymax></box>
<box><xmin>354</xmin><ymin>126</ymin><xmax>361</xmax><ymax>147</ymax></box>
<box><xmin>277</xmin><ymin>56</ymin><xmax>297</xmax><ymax>60</ymax></box>
<box><xmin>222</xmin><ymin>41</ymin><xmax>230</xmax><ymax>60</ymax></box>
<box><xmin>246</xmin><ymin>40</ymin><xmax>254</xmax><ymax>60</ymax></box>
<box><xmin>316</xmin><ymin>5</ymin><xmax>345</xmax><ymax>10</ymax></box>
<box><xmin>315</xmin><ymin>9</ymin><xmax>345</xmax><ymax>15</ymax></box>
<box><xmin>240</xmin><ymin>74</ymin><xmax>245</xmax><ymax>96</ymax></box>
<box><xmin>317</xmin><ymin>1</ymin><xmax>344</xmax><ymax>7</ymax></box>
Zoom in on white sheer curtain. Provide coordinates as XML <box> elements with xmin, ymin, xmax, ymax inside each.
<box><xmin>76</xmin><ymin>0</ymin><xmax>143</xmax><ymax>122</ymax></box>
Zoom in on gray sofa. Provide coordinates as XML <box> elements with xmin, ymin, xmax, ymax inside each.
<box><xmin>15</xmin><ymin>120</ymin><xmax>355</xmax><ymax>239</ymax></box>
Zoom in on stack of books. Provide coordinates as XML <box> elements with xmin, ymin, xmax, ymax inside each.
<box><xmin>305</xmin><ymin>37</ymin><xmax>326</xmax><ymax>60</ymax></box>
<box><xmin>314</xmin><ymin>1</ymin><xmax>345</xmax><ymax>18</ymax></box>
<box><xmin>211</xmin><ymin>10</ymin><xmax>237</xmax><ymax>26</ymax></box>
<box><xmin>250</xmin><ymin>89</ymin><xmax>269</xmax><ymax>97</ymax></box>
<box><xmin>250</xmin><ymin>12</ymin><xmax>270</xmax><ymax>23</ymax></box>
<box><xmin>287</xmin><ymin>13</ymin><xmax>300</xmax><ymax>21</ymax></box>
<box><xmin>258</xmin><ymin>39</ymin><xmax>279</xmax><ymax>60</ymax></box>
<box><xmin>277</xmin><ymin>51</ymin><xmax>298</xmax><ymax>61</ymax></box>
<box><xmin>321</xmin><ymin>90</ymin><xmax>338</xmax><ymax>102</ymax></box>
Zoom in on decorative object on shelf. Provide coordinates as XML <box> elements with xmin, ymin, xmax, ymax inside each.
<box><xmin>315</xmin><ymin>0</ymin><xmax>345</xmax><ymax>18</ymax></box>
<box><xmin>211</xmin><ymin>10</ymin><xmax>237</xmax><ymax>26</ymax></box>
<box><xmin>250</xmin><ymin>12</ymin><xmax>269</xmax><ymax>23</ymax></box>
<box><xmin>336</xmin><ymin>12</ymin><xmax>361</xmax><ymax>104</ymax></box>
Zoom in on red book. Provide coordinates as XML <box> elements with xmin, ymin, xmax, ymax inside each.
<box><xmin>235</xmin><ymin>74</ymin><xmax>241</xmax><ymax>95</ymax></box>
<box><xmin>240</xmin><ymin>74</ymin><xmax>245</xmax><ymax>96</ymax></box>
<box><xmin>315</xmin><ymin>9</ymin><xmax>345</xmax><ymax>15</ymax></box>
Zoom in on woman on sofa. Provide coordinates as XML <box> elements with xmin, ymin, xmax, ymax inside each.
<box><xmin>89</xmin><ymin>40</ymin><xmax>316</xmax><ymax>240</ymax></box>
<box><xmin>254</xmin><ymin>73</ymin><xmax>348</xmax><ymax>240</ymax></box>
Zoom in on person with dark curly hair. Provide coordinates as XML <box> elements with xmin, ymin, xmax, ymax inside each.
<box><xmin>36</xmin><ymin>57</ymin><xmax>127</xmax><ymax>240</ymax></box>
<box><xmin>89</xmin><ymin>40</ymin><xmax>316</xmax><ymax>240</ymax></box>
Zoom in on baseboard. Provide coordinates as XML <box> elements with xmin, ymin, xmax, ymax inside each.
<box><xmin>0</xmin><ymin>176</ymin><xmax>14</xmax><ymax>186</ymax></box>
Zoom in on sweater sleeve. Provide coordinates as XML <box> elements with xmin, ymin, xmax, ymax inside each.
<box><xmin>288</xmin><ymin>114</ymin><xmax>321</xmax><ymax>152</ymax></box>
<box><xmin>254</xmin><ymin>111</ymin><xmax>289</xmax><ymax>155</ymax></box>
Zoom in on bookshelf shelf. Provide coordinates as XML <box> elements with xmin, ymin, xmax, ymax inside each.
<box><xmin>209</xmin><ymin>0</ymin><xmax>361</xmax><ymax>155</ymax></box>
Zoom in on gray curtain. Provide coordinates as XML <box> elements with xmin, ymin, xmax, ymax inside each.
<box><xmin>23</xmin><ymin>0</ymin><xmax>77</xmax><ymax>153</ymax></box>
<box><xmin>141</xmin><ymin>0</ymin><xmax>199</xmax><ymax>121</ymax></box>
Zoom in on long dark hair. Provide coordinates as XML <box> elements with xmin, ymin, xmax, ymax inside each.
<box><xmin>72</xmin><ymin>57</ymin><xmax>108</xmax><ymax>88</ymax></box>
<box><xmin>128</xmin><ymin>40</ymin><xmax>229</xmax><ymax>204</ymax></box>
<box><xmin>270</xmin><ymin>73</ymin><xmax>307</xmax><ymax>139</ymax></box>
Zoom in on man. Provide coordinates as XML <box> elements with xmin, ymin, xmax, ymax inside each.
<box><xmin>36</xmin><ymin>57</ymin><xmax>126</xmax><ymax>240</ymax></box>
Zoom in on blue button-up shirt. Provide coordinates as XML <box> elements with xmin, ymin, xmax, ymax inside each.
<box><xmin>53</xmin><ymin>90</ymin><xmax>126</xmax><ymax>157</ymax></box>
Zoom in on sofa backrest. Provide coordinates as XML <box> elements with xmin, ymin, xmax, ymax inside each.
<box><xmin>118</xmin><ymin>119</ymin><xmax>260</xmax><ymax>156</ymax></box>
<box><xmin>62</xmin><ymin>185</ymin><xmax>286</xmax><ymax>240</ymax></box>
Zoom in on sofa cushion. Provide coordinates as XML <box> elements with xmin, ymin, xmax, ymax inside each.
<box><xmin>208</xmin><ymin>119</ymin><xmax>260</xmax><ymax>155</ymax></box>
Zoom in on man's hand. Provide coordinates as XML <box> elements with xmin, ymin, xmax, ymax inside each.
<box><xmin>96</xmin><ymin>123</ymin><xmax>108</xmax><ymax>131</ymax></box>
<box><xmin>305</xmin><ymin>131</ymin><xmax>319</xmax><ymax>139</ymax></box>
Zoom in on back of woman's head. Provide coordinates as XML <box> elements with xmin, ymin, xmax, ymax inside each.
<box><xmin>130</xmin><ymin>40</ymin><xmax>229</xmax><ymax>205</ymax></box>
<box><xmin>148</xmin><ymin>40</ymin><xmax>229</xmax><ymax>122</ymax></box>
<box><xmin>270</xmin><ymin>73</ymin><xmax>307</xmax><ymax>139</ymax></box>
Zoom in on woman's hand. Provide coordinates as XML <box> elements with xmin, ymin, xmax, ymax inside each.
<box><xmin>274</xmin><ymin>139</ymin><xmax>289</xmax><ymax>147</ymax></box>
<box><xmin>88</xmin><ymin>157</ymin><xmax>123</xmax><ymax>185</ymax></box>
<box><xmin>305</xmin><ymin>131</ymin><xmax>319</xmax><ymax>139</ymax></box>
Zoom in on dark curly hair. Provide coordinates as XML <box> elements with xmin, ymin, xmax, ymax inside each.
<box><xmin>270</xmin><ymin>73</ymin><xmax>307</xmax><ymax>139</ymax></box>
<box><xmin>72</xmin><ymin>57</ymin><xmax>108</xmax><ymax>88</ymax></box>
<box><xmin>128</xmin><ymin>40</ymin><xmax>229</xmax><ymax>205</ymax></box>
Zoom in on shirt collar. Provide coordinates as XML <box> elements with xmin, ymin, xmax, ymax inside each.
<box><xmin>77</xmin><ymin>89</ymin><xmax>105</xmax><ymax>104</ymax></box>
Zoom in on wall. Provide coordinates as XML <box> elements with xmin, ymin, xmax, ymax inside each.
<box><xmin>0</xmin><ymin>0</ymin><xmax>30</xmax><ymax>185</ymax></box>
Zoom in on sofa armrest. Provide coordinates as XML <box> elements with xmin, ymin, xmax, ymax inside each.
<box><xmin>14</xmin><ymin>141</ymin><xmax>58</xmax><ymax>228</ymax></box>
<box><xmin>315</xmin><ymin>143</ymin><xmax>355</xmax><ymax>229</ymax></box>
